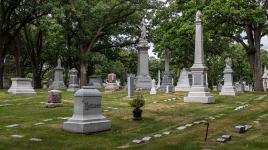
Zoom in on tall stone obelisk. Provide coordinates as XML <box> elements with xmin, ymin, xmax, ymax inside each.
<box><xmin>159</xmin><ymin>49</ymin><xmax>173</xmax><ymax>92</ymax></box>
<box><xmin>136</xmin><ymin>22</ymin><xmax>152</xmax><ymax>90</ymax></box>
<box><xmin>184</xmin><ymin>11</ymin><xmax>214</xmax><ymax>103</ymax></box>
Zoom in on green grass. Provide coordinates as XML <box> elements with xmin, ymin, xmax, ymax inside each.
<box><xmin>0</xmin><ymin>89</ymin><xmax>268</xmax><ymax>150</ymax></box>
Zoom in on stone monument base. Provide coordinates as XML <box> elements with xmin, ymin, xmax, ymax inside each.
<box><xmin>67</xmin><ymin>85</ymin><xmax>80</xmax><ymax>92</ymax></box>
<box><xmin>46</xmin><ymin>103</ymin><xmax>63</xmax><ymax>108</ymax></box>
<box><xmin>8</xmin><ymin>78</ymin><xmax>36</xmax><ymax>96</ymax></box>
<box><xmin>175</xmin><ymin>86</ymin><xmax>190</xmax><ymax>92</ymax></box>
<box><xmin>184</xmin><ymin>95</ymin><xmax>215</xmax><ymax>103</ymax></box>
<box><xmin>159</xmin><ymin>85</ymin><xmax>174</xmax><ymax>92</ymax></box>
<box><xmin>8</xmin><ymin>89</ymin><xmax>36</xmax><ymax>96</ymax></box>
<box><xmin>105</xmin><ymin>83</ymin><xmax>119</xmax><ymax>91</ymax></box>
<box><xmin>49</xmin><ymin>81</ymin><xmax>66</xmax><ymax>90</ymax></box>
<box><xmin>136</xmin><ymin>76</ymin><xmax>151</xmax><ymax>90</ymax></box>
<box><xmin>159</xmin><ymin>74</ymin><xmax>174</xmax><ymax>92</ymax></box>
<box><xmin>63</xmin><ymin>117</ymin><xmax>111</xmax><ymax>134</ymax></box>
<box><xmin>184</xmin><ymin>87</ymin><xmax>215</xmax><ymax>104</ymax></box>
<box><xmin>220</xmin><ymin>86</ymin><xmax>237</xmax><ymax>96</ymax></box>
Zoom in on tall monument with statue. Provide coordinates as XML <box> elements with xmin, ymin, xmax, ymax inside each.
<box><xmin>136</xmin><ymin>20</ymin><xmax>152</xmax><ymax>90</ymax></box>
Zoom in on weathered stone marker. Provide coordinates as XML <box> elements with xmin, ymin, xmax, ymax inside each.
<box><xmin>175</xmin><ymin>68</ymin><xmax>191</xmax><ymax>92</ymax></box>
<box><xmin>128</xmin><ymin>76</ymin><xmax>135</xmax><ymax>98</ymax></box>
<box><xmin>46</xmin><ymin>90</ymin><xmax>63</xmax><ymax>108</ymax></box>
<box><xmin>220</xmin><ymin>58</ymin><xmax>237</xmax><ymax>96</ymax></box>
<box><xmin>63</xmin><ymin>86</ymin><xmax>111</xmax><ymax>133</ymax></box>
<box><xmin>136</xmin><ymin>22</ymin><xmax>152</xmax><ymax>90</ymax></box>
<box><xmin>67</xmin><ymin>68</ymin><xmax>80</xmax><ymax>92</ymax></box>
<box><xmin>8</xmin><ymin>78</ymin><xmax>36</xmax><ymax>96</ymax></box>
<box><xmin>105</xmin><ymin>73</ymin><xmax>119</xmax><ymax>91</ymax></box>
<box><xmin>150</xmin><ymin>79</ymin><xmax>157</xmax><ymax>95</ymax></box>
<box><xmin>184</xmin><ymin>11</ymin><xmax>214</xmax><ymax>103</ymax></box>
<box><xmin>88</xmin><ymin>75</ymin><xmax>103</xmax><ymax>89</ymax></box>
<box><xmin>49</xmin><ymin>58</ymin><xmax>66</xmax><ymax>90</ymax></box>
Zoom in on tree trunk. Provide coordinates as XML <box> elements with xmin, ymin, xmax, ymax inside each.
<box><xmin>0</xmin><ymin>51</ymin><xmax>4</xmax><ymax>89</ymax></box>
<box><xmin>32</xmin><ymin>69</ymin><xmax>42</xmax><ymax>89</ymax></box>
<box><xmin>252</xmin><ymin>28</ymin><xmax>263</xmax><ymax>91</ymax></box>
<box><xmin>245</xmin><ymin>26</ymin><xmax>263</xmax><ymax>91</ymax></box>
<box><xmin>15</xmin><ymin>42</ymin><xmax>22</xmax><ymax>77</ymax></box>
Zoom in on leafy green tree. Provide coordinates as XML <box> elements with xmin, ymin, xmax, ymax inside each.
<box><xmin>261</xmin><ymin>50</ymin><xmax>268</xmax><ymax>69</ymax></box>
<box><xmin>55</xmin><ymin>0</ymin><xmax>151</xmax><ymax>86</ymax></box>
<box><xmin>151</xmin><ymin>0</ymin><xmax>229</xmax><ymax>86</ymax></box>
<box><xmin>21</xmin><ymin>16</ymin><xmax>65</xmax><ymax>88</ymax></box>
<box><xmin>151</xmin><ymin>0</ymin><xmax>268</xmax><ymax>91</ymax></box>
<box><xmin>0</xmin><ymin>0</ymin><xmax>52</xmax><ymax>88</ymax></box>
<box><xmin>203</xmin><ymin>0</ymin><xmax>268</xmax><ymax>90</ymax></box>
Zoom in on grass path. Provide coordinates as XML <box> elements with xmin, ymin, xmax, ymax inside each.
<box><xmin>0</xmin><ymin>90</ymin><xmax>267</xmax><ymax>150</ymax></box>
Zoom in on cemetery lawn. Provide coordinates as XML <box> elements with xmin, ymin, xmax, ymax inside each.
<box><xmin>0</xmin><ymin>90</ymin><xmax>268</xmax><ymax>150</ymax></box>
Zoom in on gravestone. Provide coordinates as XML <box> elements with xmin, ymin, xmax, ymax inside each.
<box><xmin>8</xmin><ymin>78</ymin><xmax>36</xmax><ymax>95</ymax></box>
<box><xmin>159</xmin><ymin>49</ymin><xmax>174</xmax><ymax>92</ymax></box>
<box><xmin>220</xmin><ymin>58</ymin><xmax>237</xmax><ymax>96</ymax></box>
<box><xmin>49</xmin><ymin>58</ymin><xmax>66</xmax><ymax>90</ymax></box>
<box><xmin>184</xmin><ymin>11</ymin><xmax>214</xmax><ymax>103</ymax></box>
<box><xmin>3</xmin><ymin>76</ymin><xmax>11</xmax><ymax>89</ymax></box>
<box><xmin>212</xmin><ymin>86</ymin><xmax>217</xmax><ymax>91</ymax></box>
<box><xmin>63</xmin><ymin>86</ymin><xmax>111</xmax><ymax>133</ymax></box>
<box><xmin>262</xmin><ymin>67</ymin><xmax>268</xmax><ymax>91</ymax></box>
<box><xmin>67</xmin><ymin>68</ymin><xmax>80</xmax><ymax>92</ymax></box>
<box><xmin>128</xmin><ymin>76</ymin><xmax>135</xmax><ymax>98</ymax></box>
<box><xmin>175</xmin><ymin>68</ymin><xmax>191</xmax><ymax>92</ymax></box>
<box><xmin>157</xmin><ymin>70</ymin><xmax>161</xmax><ymax>89</ymax></box>
<box><xmin>116</xmin><ymin>80</ymin><xmax>121</xmax><ymax>87</ymax></box>
<box><xmin>136</xmin><ymin>22</ymin><xmax>152</xmax><ymax>90</ymax></box>
<box><xmin>42</xmin><ymin>81</ymin><xmax>48</xmax><ymax>89</ymax></box>
<box><xmin>105</xmin><ymin>73</ymin><xmax>119</xmax><ymax>91</ymax></box>
<box><xmin>235</xmin><ymin>81</ymin><xmax>245</xmax><ymax>93</ymax></box>
<box><xmin>217</xmin><ymin>83</ymin><xmax>222</xmax><ymax>91</ymax></box>
<box><xmin>46</xmin><ymin>90</ymin><xmax>63</xmax><ymax>108</ymax></box>
<box><xmin>150</xmin><ymin>79</ymin><xmax>157</xmax><ymax>95</ymax></box>
<box><xmin>88</xmin><ymin>75</ymin><xmax>103</xmax><ymax>89</ymax></box>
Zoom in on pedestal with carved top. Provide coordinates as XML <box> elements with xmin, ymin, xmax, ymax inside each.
<box><xmin>8</xmin><ymin>78</ymin><xmax>36</xmax><ymax>96</ymax></box>
<box><xmin>63</xmin><ymin>86</ymin><xmax>111</xmax><ymax>134</ymax></box>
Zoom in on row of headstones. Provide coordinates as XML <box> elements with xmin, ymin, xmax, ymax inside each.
<box><xmin>6</xmin><ymin>61</ymin><xmax>121</xmax><ymax>96</ymax></box>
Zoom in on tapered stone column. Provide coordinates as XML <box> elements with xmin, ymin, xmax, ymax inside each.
<box><xmin>220</xmin><ymin>58</ymin><xmax>237</xmax><ymax>96</ymax></box>
<box><xmin>159</xmin><ymin>49</ymin><xmax>173</xmax><ymax>92</ymax></box>
<box><xmin>136</xmin><ymin>23</ymin><xmax>152</xmax><ymax>90</ymax></box>
<box><xmin>184</xmin><ymin>11</ymin><xmax>214</xmax><ymax>103</ymax></box>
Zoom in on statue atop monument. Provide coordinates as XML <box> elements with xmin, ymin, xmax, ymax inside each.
<box><xmin>225</xmin><ymin>57</ymin><xmax>232</xmax><ymax>69</ymax></box>
<box><xmin>57</xmin><ymin>58</ymin><xmax>61</xmax><ymax>68</ymax></box>
<box><xmin>196</xmin><ymin>10</ymin><xmax>202</xmax><ymax>22</ymax></box>
<box><xmin>140</xmin><ymin>19</ymin><xmax>147</xmax><ymax>40</ymax></box>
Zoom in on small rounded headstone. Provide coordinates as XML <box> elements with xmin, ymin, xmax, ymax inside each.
<box><xmin>46</xmin><ymin>90</ymin><xmax>63</xmax><ymax>108</ymax></box>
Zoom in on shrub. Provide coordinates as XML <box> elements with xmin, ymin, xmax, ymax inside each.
<box><xmin>129</xmin><ymin>95</ymin><xmax>145</xmax><ymax>108</ymax></box>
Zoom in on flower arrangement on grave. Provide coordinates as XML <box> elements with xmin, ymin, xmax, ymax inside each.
<box><xmin>129</xmin><ymin>95</ymin><xmax>145</xmax><ymax>120</ymax></box>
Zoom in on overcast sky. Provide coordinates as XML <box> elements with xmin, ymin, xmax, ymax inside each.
<box><xmin>148</xmin><ymin>36</ymin><xmax>268</xmax><ymax>58</ymax></box>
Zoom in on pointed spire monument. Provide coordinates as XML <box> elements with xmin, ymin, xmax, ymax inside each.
<box><xmin>184</xmin><ymin>11</ymin><xmax>215</xmax><ymax>103</ymax></box>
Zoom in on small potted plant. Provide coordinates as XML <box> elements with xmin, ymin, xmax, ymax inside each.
<box><xmin>129</xmin><ymin>95</ymin><xmax>145</xmax><ymax>120</ymax></box>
